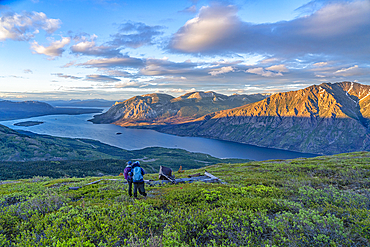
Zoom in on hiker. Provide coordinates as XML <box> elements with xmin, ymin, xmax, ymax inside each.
<box><xmin>130</xmin><ymin>161</ymin><xmax>147</xmax><ymax>198</ymax></box>
<box><xmin>123</xmin><ymin>161</ymin><xmax>133</xmax><ymax>197</ymax></box>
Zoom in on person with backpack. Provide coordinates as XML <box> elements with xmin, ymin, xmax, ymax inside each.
<box><xmin>130</xmin><ymin>161</ymin><xmax>147</xmax><ymax>198</ymax></box>
<box><xmin>123</xmin><ymin>161</ymin><xmax>133</xmax><ymax>197</ymax></box>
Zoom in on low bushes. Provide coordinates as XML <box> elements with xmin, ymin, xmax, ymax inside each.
<box><xmin>2</xmin><ymin>152</ymin><xmax>370</xmax><ymax>246</ymax></box>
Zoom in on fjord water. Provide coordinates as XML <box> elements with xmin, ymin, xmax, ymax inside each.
<box><xmin>0</xmin><ymin>110</ymin><xmax>317</xmax><ymax>161</ymax></box>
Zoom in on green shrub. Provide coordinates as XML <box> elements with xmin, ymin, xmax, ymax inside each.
<box><xmin>3</xmin><ymin>152</ymin><xmax>370</xmax><ymax>246</ymax></box>
<box><xmin>266</xmin><ymin>209</ymin><xmax>350</xmax><ymax>246</ymax></box>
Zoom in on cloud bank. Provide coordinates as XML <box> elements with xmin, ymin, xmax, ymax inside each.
<box><xmin>169</xmin><ymin>1</ymin><xmax>370</xmax><ymax>61</ymax></box>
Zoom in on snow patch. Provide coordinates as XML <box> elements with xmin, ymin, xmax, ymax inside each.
<box><xmin>346</xmin><ymin>91</ymin><xmax>358</xmax><ymax>105</ymax></box>
<box><xmin>348</xmin><ymin>82</ymin><xmax>354</xmax><ymax>93</ymax></box>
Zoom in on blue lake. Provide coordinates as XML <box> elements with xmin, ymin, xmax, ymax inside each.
<box><xmin>0</xmin><ymin>109</ymin><xmax>317</xmax><ymax>161</ymax></box>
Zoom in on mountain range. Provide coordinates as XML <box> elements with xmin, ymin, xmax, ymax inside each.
<box><xmin>0</xmin><ymin>100</ymin><xmax>102</xmax><ymax>121</ymax></box>
<box><xmin>89</xmin><ymin>91</ymin><xmax>267</xmax><ymax>126</ymax></box>
<box><xmin>91</xmin><ymin>82</ymin><xmax>370</xmax><ymax>155</ymax></box>
<box><xmin>154</xmin><ymin>82</ymin><xmax>370</xmax><ymax>155</ymax></box>
<box><xmin>45</xmin><ymin>99</ymin><xmax>117</xmax><ymax>107</ymax></box>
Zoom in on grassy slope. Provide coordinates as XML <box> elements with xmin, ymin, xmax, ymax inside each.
<box><xmin>0</xmin><ymin>147</ymin><xmax>245</xmax><ymax>180</ymax></box>
<box><xmin>1</xmin><ymin>152</ymin><xmax>370</xmax><ymax>246</ymax></box>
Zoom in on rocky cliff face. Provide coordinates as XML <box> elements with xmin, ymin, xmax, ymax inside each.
<box><xmin>154</xmin><ymin>82</ymin><xmax>370</xmax><ymax>155</ymax></box>
<box><xmin>90</xmin><ymin>91</ymin><xmax>267</xmax><ymax>126</ymax></box>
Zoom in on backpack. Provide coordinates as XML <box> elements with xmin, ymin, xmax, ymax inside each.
<box><xmin>123</xmin><ymin>166</ymin><xmax>132</xmax><ymax>181</ymax></box>
<box><xmin>132</xmin><ymin>166</ymin><xmax>143</xmax><ymax>182</ymax></box>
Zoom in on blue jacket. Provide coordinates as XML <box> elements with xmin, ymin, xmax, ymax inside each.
<box><xmin>130</xmin><ymin>163</ymin><xmax>145</xmax><ymax>183</ymax></box>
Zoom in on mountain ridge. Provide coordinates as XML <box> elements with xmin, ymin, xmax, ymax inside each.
<box><xmin>89</xmin><ymin>91</ymin><xmax>267</xmax><ymax>126</ymax></box>
<box><xmin>0</xmin><ymin>100</ymin><xmax>102</xmax><ymax>121</ymax></box>
<box><xmin>45</xmin><ymin>99</ymin><xmax>117</xmax><ymax>107</ymax></box>
<box><xmin>153</xmin><ymin>82</ymin><xmax>370</xmax><ymax>155</ymax></box>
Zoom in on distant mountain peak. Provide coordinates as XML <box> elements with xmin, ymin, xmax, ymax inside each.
<box><xmin>187</xmin><ymin>91</ymin><xmax>214</xmax><ymax>99</ymax></box>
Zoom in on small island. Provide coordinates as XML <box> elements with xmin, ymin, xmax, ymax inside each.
<box><xmin>14</xmin><ymin>121</ymin><xmax>44</xmax><ymax>127</ymax></box>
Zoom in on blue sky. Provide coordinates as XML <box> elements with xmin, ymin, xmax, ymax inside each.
<box><xmin>0</xmin><ymin>0</ymin><xmax>369</xmax><ymax>100</ymax></box>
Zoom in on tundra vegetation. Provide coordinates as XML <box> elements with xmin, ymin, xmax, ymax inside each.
<box><xmin>1</xmin><ymin>152</ymin><xmax>370</xmax><ymax>246</ymax></box>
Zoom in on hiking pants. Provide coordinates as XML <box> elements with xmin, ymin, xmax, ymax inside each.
<box><xmin>127</xmin><ymin>180</ymin><xmax>133</xmax><ymax>197</ymax></box>
<box><xmin>133</xmin><ymin>182</ymin><xmax>147</xmax><ymax>198</ymax></box>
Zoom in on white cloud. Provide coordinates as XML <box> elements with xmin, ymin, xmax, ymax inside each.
<box><xmin>85</xmin><ymin>74</ymin><xmax>121</xmax><ymax>82</ymax></box>
<box><xmin>313</xmin><ymin>62</ymin><xmax>328</xmax><ymax>67</ymax></box>
<box><xmin>78</xmin><ymin>57</ymin><xmax>144</xmax><ymax>68</ymax></box>
<box><xmin>335</xmin><ymin>65</ymin><xmax>358</xmax><ymax>73</ymax></box>
<box><xmin>265</xmin><ymin>64</ymin><xmax>289</xmax><ymax>73</ymax></box>
<box><xmin>140</xmin><ymin>58</ymin><xmax>198</xmax><ymax>76</ymax></box>
<box><xmin>285</xmin><ymin>83</ymin><xmax>311</xmax><ymax>89</ymax></box>
<box><xmin>114</xmin><ymin>81</ymin><xmax>141</xmax><ymax>88</ymax></box>
<box><xmin>170</xmin><ymin>88</ymin><xmax>185</xmax><ymax>93</ymax></box>
<box><xmin>246</xmin><ymin>67</ymin><xmax>283</xmax><ymax>77</ymax></box>
<box><xmin>334</xmin><ymin>65</ymin><xmax>361</xmax><ymax>76</ymax></box>
<box><xmin>52</xmin><ymin>73</ymin><xmax>81</xmax><ymax>80</ymax></box>
<box><xmin>169</xmin><ymin>4</ymin><xmax>240</xmax><ymax>53</ymax></box>
<box><xmin>102</xmin><ymin>69</ymin><xmax>131</xmax><ymax>77</ymax></box>
<box><xmin>168</xmin><ymin>1</ymin><xmax>370</xmax><ymax>61</ymax></box>
<box><xmin>71</xmin><ymin>35</ymin><xmax>121</xmax><ymax>57</ymax></box>
<box><xmin>259</xmin><ymin>57</ymin><xmax>282</xmax><ymax>64</ymax></box>
<box><xmin>244</xmin><ymin>85</ymin><xmax>263</xmax><ymax>91</ymax></box>
<box><xmin>61</xmin><ymin>60</ymin><xmax>76</xmax><ymax>68</ymax></box>
<box><xmin>302</xmin><ymin>1</ymin><xmax>370</xmax><ymax>37</ymax></box>
<box><xmin>209</xmin><ymin>66</ymin><xmax>235</xmax><ymax>76</ymax></box>
<box><xmin>0</xmin><ymin>11</ymin><xmax>61</xmax><ymax>41</ymax></box>
<box><xmin>245</xmin><ymin>64</ymin><xmax>288</xmax><ymax>77</ymax></box>
<box><xmin>31</xmin><ymin>37</ymin><xmax>71</xmax><ymax>59</ymax></box>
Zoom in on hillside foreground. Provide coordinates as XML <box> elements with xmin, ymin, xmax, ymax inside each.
<box><xmin>1</xmin><ymin>152</ymin><xmax>370</xmax><ymax>246</ymax></box>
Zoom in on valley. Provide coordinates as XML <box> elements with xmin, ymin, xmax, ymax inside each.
<box><xmin>92</xmin><ymin>82</ymin><xmax>370</xmax><ymax>155</ymax></box>
<box><xmin>1</xmin><ymin>111</ymin><xmax>316</xmax><ymax>161</ymax></box>
<box><xmin>0</xmin><ymin>123</ymin><xmax>248</xmax><ymax>179</ymax></box>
